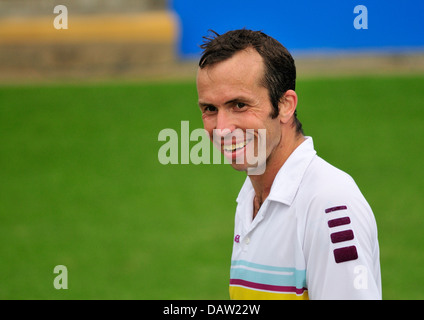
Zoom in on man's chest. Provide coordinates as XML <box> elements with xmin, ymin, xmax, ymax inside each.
<box><xmin>231</xmin><ymin>200</ymin><xmax>304</xmax><ymax>267</ymax></box>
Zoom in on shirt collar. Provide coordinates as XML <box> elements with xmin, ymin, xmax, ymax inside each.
<box><xmin>236</xmin><ymin>136</ymin><xmax>317</xmax><ymax>206</ymax></box>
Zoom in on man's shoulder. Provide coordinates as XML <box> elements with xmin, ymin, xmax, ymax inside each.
<box><xmin>303</xmin><ymin>155</ymin><xmax>358</xmax><ymax>193</ymax></box>
<box><xmin>296</xmin><ymin>154</ymin><xmax>376</xmax><ymax>233</ymax></box>
<box><xmin>296</xmin><ymin>155</ymin><xmax>368</xmax><ymax>210</ymax></box>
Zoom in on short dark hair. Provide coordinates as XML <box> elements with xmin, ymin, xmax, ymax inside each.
<box><xmin>199</xmin><ymin>29</ymin><xmax>303</xmax><ymax>134</ymax></box>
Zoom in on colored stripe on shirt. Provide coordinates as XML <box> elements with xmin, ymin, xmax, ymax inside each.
<box><xmin>230</xmin><ymin>260</ymin><xmax>308</xmax><ymax>300</ymax></box>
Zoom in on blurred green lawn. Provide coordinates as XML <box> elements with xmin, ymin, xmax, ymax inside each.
<box><xmin>0</xmin><ymin>75</ymin><xmax>423</xmax><ymax>299</ymax></box>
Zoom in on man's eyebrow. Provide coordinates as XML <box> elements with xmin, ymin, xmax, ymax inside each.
<box><xmin>198</xmin><ymin>101</ymin><xmax>214</xmax><ymax>108</ymax></box>
<box><xmin>224</xmin><ymin>97</ymin><xmax>254</xmax><ymax>105</ymax></box>
<box><xmin>198</xmin><ymin>96</ymin><xmax>254</xmax><ymax>108</ymax></box>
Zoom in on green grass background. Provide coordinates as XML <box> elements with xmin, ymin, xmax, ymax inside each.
<box><xmin>0</xmin><ymin>75</ymin><xmax>423</xmax><ymax>299</ymax></box>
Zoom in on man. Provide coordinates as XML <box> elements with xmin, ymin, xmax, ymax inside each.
<box><xmin>196</xmin><ymin>29</ymin><xmax>381</xmax><ymax>300</ymax></box>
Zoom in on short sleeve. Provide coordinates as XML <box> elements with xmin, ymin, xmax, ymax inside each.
<box><xmin>302</xmin><ymin>180</ymin><xmax>382</xmax><ymax>300</ymax></box>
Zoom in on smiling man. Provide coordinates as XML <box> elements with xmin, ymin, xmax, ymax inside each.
<box><xmin>196</xmin><ymin>29</ymin><xmax>381</xmax><ymax>300</ymax></box>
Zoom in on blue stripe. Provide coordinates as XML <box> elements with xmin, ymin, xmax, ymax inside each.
<box><xmin>231</xmin><ymin>260</ymin><xmax>296</xmax><ymax>272</ymax></box>
<box><xmin>231</xmin><ymin>260</ymin><xmax>306</xmax><ymax>289</ymax></box>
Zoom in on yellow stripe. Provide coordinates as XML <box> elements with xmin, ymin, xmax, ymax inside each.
<box><xmin>0</xmin><ymin>11</ymin><xmax>176</xmax><ymax>44</ymax></box>
<box><xmin>230</xmin><ymin>286</ymin><xmax>309</xmax><ymax>300</ymax></box>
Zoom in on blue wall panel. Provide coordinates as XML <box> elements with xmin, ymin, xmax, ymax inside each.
<box><xmin>170</xmin><ymin>0</ymin><xmax>424</xmax><ymax>58</ymax></box>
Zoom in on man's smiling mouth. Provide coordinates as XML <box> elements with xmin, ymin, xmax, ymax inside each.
<box><xmin>222</xmin><ymin>138</ymin><xmax>254</xmax><ymax>153</ymax></box>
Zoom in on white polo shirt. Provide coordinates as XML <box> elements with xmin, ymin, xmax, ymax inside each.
<box><xmin>229</xmin><ymin>137</ymin><xmax>381</xmax><ymax>300</ymax></box>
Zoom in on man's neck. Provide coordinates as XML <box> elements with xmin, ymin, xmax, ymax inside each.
<box><xmin>249</xmin><ymin>133</ymin><xmax>305</xmax><ymax>218</ymax></box>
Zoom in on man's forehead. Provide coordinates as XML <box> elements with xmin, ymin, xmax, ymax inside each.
<box><xmin>197</xmin><ymin>48</ymin><xmax>264</xmax><ymax>86</ymax></box>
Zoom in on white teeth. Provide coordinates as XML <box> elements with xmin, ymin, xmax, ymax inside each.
<box><xmin>223</xmin><ymin>139</ymin><xmax>252</xmax><ymax>152</ymax></box>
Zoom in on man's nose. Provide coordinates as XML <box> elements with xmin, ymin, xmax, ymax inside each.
<box><xmin>215</xmin><ymin>109</ymin><xmax>236</xmax><ymax>137</ymax></box>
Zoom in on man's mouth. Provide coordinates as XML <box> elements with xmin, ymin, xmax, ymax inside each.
<box><xmin>222</xmin><ymin>138</ymin><xmax>254</xmax><ymax>153</ymax></box>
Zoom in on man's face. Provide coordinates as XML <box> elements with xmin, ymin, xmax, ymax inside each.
<box><xmin>196</xmin><ymin>48</ymin><xmax>282</xmax><ymax>173</ymax></box>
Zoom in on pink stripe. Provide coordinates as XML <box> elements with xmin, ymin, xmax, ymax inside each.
<box><xmin>328</xmin><ymin>216</ymin><xmax>351</xmax><ymax>228</ymax></box>
<box><xmin>334</xmin><ymin>246</ymin><xmax>358</xmax><ymax>263</ymax></box>
<box><xmin>230</xmin><ymin>279</ymin><xmax>306</xmax><ymax>295</ymax></box>
<box><xmin>325</xmin><ymin>205</ymin><xmax>347</xmax><ymax>213</ymax></box>
<box><xmin>330</xmin><ymin>229</ymin><xmax>354</xmax><ymax>243</ymax></box>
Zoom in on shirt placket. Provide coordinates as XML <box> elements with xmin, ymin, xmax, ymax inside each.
<box><xmin>241</xmin><ymin>198</ymin><xmax>268</xmax><ymax>252</ymax></box>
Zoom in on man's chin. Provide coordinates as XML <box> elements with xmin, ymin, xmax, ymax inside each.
<box><xmin>228</xmin><ymin>161</ymin><xmax>266</xmax><ymax>176</ymax></box>
<box><xmin>229</xmin><ymin>162</ymin><xmax>248</xmax><ymax>172</ymax></box>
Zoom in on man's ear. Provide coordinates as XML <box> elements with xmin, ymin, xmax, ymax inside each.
<box><xmin>278</xmin><ymin>90</ymin><xmax>298</xmax><ymax>124</ymax></box>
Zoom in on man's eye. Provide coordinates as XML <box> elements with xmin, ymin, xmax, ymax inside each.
<box><xmin>236</xmin><ymin>102</ymin><xmax>246</xmax><ymax>109</ymax></box>
<box><xmin>204</xmin><ymin>106</ymin><xmax>217</xmax><ymax>112</ymax></box>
